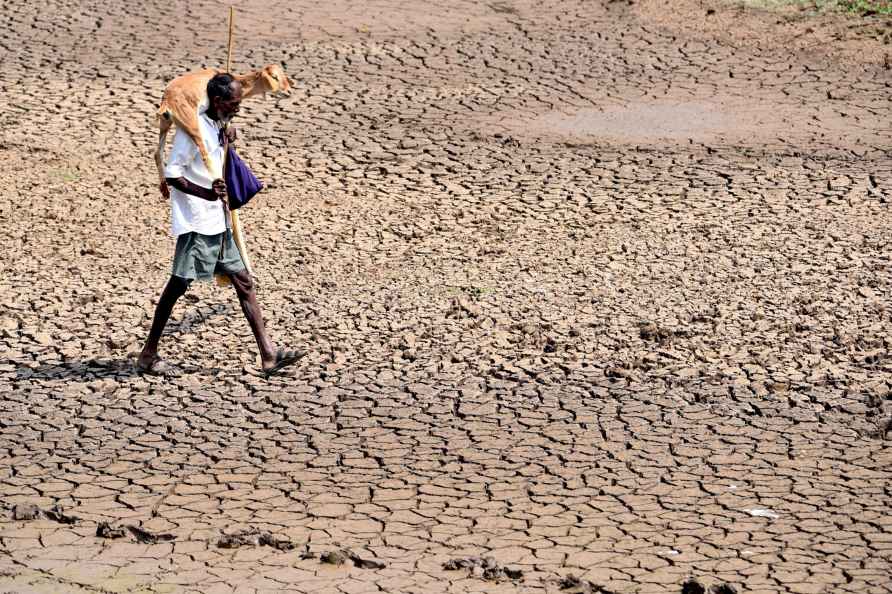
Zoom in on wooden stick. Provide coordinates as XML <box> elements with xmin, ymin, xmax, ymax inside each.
<box><xmin>227</xmin><ymin>6</ymin><xmax>234</xmax><ymax>72</ymax></box>
<box><xmin>218</xmin><ymin>6</ymin><xmax>255</xmax><ymax>284</ymax></box>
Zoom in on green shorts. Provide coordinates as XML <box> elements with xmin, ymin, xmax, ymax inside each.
<box><xmin>172</xmin><ymin>230</ymin><xmax>245</xmax><ymax>281</ymax></box>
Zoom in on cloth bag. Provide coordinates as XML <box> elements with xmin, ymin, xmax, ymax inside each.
<box><xmin>224</xmin><ymin>144</ymin><xmax>263</xmax><ymax>210</ymax></box>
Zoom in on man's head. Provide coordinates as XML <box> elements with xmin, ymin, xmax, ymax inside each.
<box><xmin>207</xmin><ymin>73</ymin><xmax>243</xmax><ymax>122</ymax></box>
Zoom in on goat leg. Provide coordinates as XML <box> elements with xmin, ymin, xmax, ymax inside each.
<box><xmin>155</xmin><ymin>121</ymin><xmax>172</xmax><ymax>199</ymax></box>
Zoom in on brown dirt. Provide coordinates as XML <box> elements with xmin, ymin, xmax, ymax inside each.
<box><xmin>1</xmin><ymin>1</ymin><xmax>891</xmax><ymax>593</ymax></box>
<box><xmin>636</xmin><ymin>0</ymin><xmax>892</xmax><ymax>68</ymax></box>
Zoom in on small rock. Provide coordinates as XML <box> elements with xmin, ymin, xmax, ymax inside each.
<box><xmin>349</xmin><ymin>551</ymin><xmax>386</xmax><ymax>569</ymax></box>
<box><xmin>217</xmin><ymin>528</ymin><xmax>261</xmax><ymax>549</ymax></box>
<box><xmin>875</xmin><ymin>416</ymin><xmax>892</xmax><ymax>439</ymax></box>
<box><xmin>503</xmin><ymin>567</ymin><xmax>524</xmax><ymax>580</ymax></box>
<box><xmin>11</xmin><ymin>504</ymin><xmax>40</xmax><ymax>521</ymax></box>
<box><xmin>605</xmin><ymin>367</ymin><xmax>632</xmax><ymax>379</ymax></box>
<box><xmin>96</xmin><ymin>521</ymin><xmax>127</xmax><ymax>539</ymax></box>
<box><xmin>320</xmin><ymin>549</ymin><xmax>350</xmax><ymax>565</ymax></box>
<box><xmin>447</xmin><ymin>296</ymin><xmax>481</xmax><ymax>318</ymax></box>
<box><xmin>559</xmin><ymin>573</ymin><xmax>615</xmax><ymax>593</ymax></box>
<box><xmin>744</xmin><ymin>508</ymin><xmax>780</xmax><ymax>519</ymax></box>
<box><xmin>443</xmin><ymin>557</ymin><xmax>476</xmax><ymax>570</ymax></box>
<box><xmin>318</xmin><ymin>548</ymin><xmax>385</xmax><ymax>569</ymax></box>
<box><xmin>258</xmin><ymin>532</ymin><xmax>297</xmax><ymax>551</ymax></box>
<box><xmin>444</xmin><ymin>556</ymin><xmax>522</xmax><ymax>582</ymax></box>
<box><xmin>41</xmin><ymin>505</ymin><xmax>78</xmax><ymax>525</ymax></box>
<box><xmin>127</xmin><ymin>525</ymin><xmax>175</xmax><ymax>544</ymax></box>
<box><xmin>398</xmin><ymin>332</ymin><xmax>417</xmax><ymax>350</ymax></box>
<box><xmin>33</xmin><ymin>332</ymin><xmax>53</xmax><ymax>346</ymax></box>
<box><xmin>858</xmin><ymin>286</ymin><xmax>876</xmax><ymax>299</ymax></box>
<box><xmin>639</xmin><ymin>321</ymin><xmax>674</xmax><ymax>342</ymax></box>
<box><xmin>681</xmin><ymin>578</ymin><xmax>706</xmax><ymax>594</ymax></box>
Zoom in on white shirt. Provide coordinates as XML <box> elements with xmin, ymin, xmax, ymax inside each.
<box><xmin>164</xmin><ymin>111</ymin><xmax>227</xmax><ymax>237</ymax></box>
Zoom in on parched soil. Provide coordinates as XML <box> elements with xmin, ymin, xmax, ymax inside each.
<box><xmin>0</xmin><ymin>0</ymin><xmax>891</xmax><ymax>593</ymax></box>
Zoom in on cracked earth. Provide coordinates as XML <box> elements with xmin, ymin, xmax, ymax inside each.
<box><xmin>1</xmin><ymin>0</ymin><xmax>891</xmax><ymax>592</ymax></box>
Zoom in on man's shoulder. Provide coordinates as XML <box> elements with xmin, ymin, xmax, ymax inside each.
<box><xmin>172</xmin><ymin>114</ymin><xmax>219</xmax><ymax>147</ymax></box>
<box><xmin>197</xmin><ymin>113</ymin><xmax>222</xmax><ymax>141</ymax></box>
<box><xmin>198</xmin><ymin>111</ymin><xmax>222</xmax><ymax>129</ymax></box>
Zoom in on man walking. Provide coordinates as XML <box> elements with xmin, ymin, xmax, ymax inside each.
<box><xmin>137</xmin><ymin>72</ymin><xmax>302</xmax><ymax>376</ymax></box>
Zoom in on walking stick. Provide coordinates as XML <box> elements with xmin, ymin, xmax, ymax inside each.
<box><xmin>217</xmin><ymin>6</ymin><xmax>255</xmax><ymax>286</ymax></box>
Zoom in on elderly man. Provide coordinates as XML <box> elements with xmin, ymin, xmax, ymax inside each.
<box><xmin>137</xmin><ymin>72</ymin><xmax>302</xmax><ymax>376</ymax></box>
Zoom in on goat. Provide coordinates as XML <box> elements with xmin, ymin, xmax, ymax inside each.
<box><xmin>154</xmin><ymin>64</ymin><xmax>291</xmax><ymax>197</ymax></box>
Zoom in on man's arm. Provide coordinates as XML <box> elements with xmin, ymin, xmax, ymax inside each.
<box><xmin>165</xmin><ymin>177</ymin><xmax>225</xmax><ymax>202</ymax></box>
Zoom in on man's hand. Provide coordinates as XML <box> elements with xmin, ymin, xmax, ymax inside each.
<box><xmin>224</xmin><ymin>126</ymin><xmax>237</xmax><ymax>145</ymax></box>
<box><xmin>212</xmin><ymin>178</ymin><xmax>227</xmax><ymax>201</ymax></box>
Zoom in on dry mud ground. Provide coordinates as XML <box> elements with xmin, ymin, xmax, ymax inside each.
<box><xmin>1</xmin><ymin>0</ymin><xmax>892</xmax><ymax>592</ymax></box>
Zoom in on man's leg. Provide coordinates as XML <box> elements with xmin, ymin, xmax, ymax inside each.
<box><xmin>138</xmin><ymin>276</ymin><xmax>191</xmax><ymax>369</ymax></box>
<box><xmin>228</xmin><ymin>269</ymin><xmax>277</xmax><ymax>367</ymax></box>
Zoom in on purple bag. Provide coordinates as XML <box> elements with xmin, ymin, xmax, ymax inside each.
<box><xmin>224</xmin><ymin>145</ymin><xmax>263</xmax><ymax>210</ymax></box>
